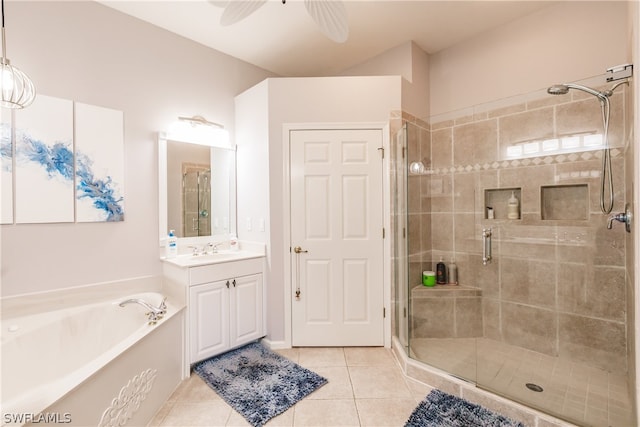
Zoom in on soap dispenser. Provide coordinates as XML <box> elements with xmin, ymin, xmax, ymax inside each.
<box><xmin>507</xmin><ymin>191</ymin><xmax>520</xmax><ymax>219</ymax></box>
<box><xmin>166</xmin><ymin>229</ymin><xmax>178</xmax><ymax>258</ymax></box>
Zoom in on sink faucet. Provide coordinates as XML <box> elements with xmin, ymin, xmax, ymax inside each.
<box><xmin>207</xmin><ymin>242</ymin><xmax>225</xmax><ymax>254</ymax></box>
<box><xmin>119</xmin><ymin>297</ymin><xmax>167</xmax><ymax>324</ymax></box>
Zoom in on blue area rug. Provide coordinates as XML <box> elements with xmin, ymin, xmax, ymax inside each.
<box><xmin>193</xmin><ymin>341</ymin><xmax>327</xmax><ymax>427</ymax></box>
<box><xmin>405</xmin><ymin>389</ymin><xmax>526</xmax><ymax>427</ymax></box>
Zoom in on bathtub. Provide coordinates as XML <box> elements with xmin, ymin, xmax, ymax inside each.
<box><xmin>1</xmin><ymin>290</ymin><xmax>184</xmax><ymax>426</ymax></box>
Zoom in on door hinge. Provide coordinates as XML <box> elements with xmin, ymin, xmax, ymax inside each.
<box><xmin>403</xmin><ymin>307</ymin><xmax>407</xmax><ymax>318</ymax></box>
<box><xmin>383</xmin><ymin>307</ymin><xmax>386</xmax><ymax>318</ymax></box>
<box><xmin>377</xmin><ymin>147</ymin><xmax>384</xmax><ymax>159</ymax></box>
<box><xmin>382</xmin><ymin>228</ymin><xmax>385</xmax><ymax>239</ymax></box>
<box><xmin>402</xmin><ymin>146</ymin><xmax>405</xmax><ymax>158</ymax></box>
<box><xmin>403</xmin><ymin>227</ymin><xmax>406</xmax><ymax>238</ymax></box>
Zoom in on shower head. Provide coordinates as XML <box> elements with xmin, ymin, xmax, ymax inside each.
<box><xmin>546</xmin><ymin>83</ymin><xmax>608</xmax><ymax>102</ymax></box>
<box><xmin>547</xmin><ymin>84</ymin><xmax>570</xmax><ymax>95</ymax></box>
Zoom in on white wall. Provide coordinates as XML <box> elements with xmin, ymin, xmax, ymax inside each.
<box><xmin>402</xmin><ymin>42</ymin><xmax>430</xmax><ymax>120</ymax></box>
<box><xmin>340</xmin><ymin>41</ymin><xmax>430</xmax><ymax>120</ymax></box>
<box><xmin>0</xmin><ymin>2</ymin><xmax>273</xmax><ymax>296</ymax></box>
<box><xmin>429</xmin><ymin>1</ymin><xmax>629</xmax><ymax>115</ymax></box>
<box><xmin>236</xmin><ymin>76</ymin><xmax>401</xmax><ymax>343</ymax></box>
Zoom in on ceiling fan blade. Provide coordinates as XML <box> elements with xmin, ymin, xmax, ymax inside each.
<box><xmin>304</xmin><ymin>0</ymin><xmax>349</xmax><ymax>43</ymax></box>
<box><xmin>220</xmin><ymin>0</ymin><xmax>267</xmax><ymax>26</ymax></box>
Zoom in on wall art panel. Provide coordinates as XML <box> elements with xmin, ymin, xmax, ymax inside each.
<box><xmin>14</xmin><ymin>95</ymin><xmax>74</xmax><ymax>223</ymax></box>
<box><xmin>75</xmin><ymin>103</ymin><xmax>124</xmax><ymax>222</ymax></box>
<box><xmin>1</xmin><ymin>109</ymin><xmax>12</xmax><ymax>224</ymax></box>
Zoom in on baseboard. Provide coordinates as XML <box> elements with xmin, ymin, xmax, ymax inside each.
<box><xmin>261</xmin><ymin>337</ymin><xmax>289</xmax><ymax>350</ymax></box>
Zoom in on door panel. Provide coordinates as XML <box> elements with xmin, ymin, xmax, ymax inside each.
<box><xmin>230</xmin><ymin>273</ymin><xmax>263</xmax><ymax>346</ymax></box>
<box><xmin>291</xmin><ymin>129</ymin><xmax>384</xmax><ymax>346</ymax></box>
<box><xmin>190</xmin><ymin>281</ymin><xmax>229</xmax><ymax>363</ymax></box>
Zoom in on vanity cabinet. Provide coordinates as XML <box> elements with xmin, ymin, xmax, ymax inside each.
<box><xmin>162</xmin><ymin>254</ymin><xmax>265</xmax><ymax>370</ymax></box>
<box><xmin>189</xmin><ymin>272</ymin><xmax>263</xmax><ymax>363</ymax></box>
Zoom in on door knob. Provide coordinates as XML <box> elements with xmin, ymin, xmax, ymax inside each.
<box><xmin>293</xmin><ymin>246</ymin><xmax>308</xmax><ymax>254</ymax></box>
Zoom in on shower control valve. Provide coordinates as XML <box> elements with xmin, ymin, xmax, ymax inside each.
<box><xmin>607</xmin><ymin>203</ymin><xmax>632</xmax><ymax>233</ymax></box>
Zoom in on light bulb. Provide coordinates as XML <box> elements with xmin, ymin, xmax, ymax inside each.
<box><xmin>409</xmin><ymin>161</ymin><xmax>425</xmax><ymax>174</ymax></box>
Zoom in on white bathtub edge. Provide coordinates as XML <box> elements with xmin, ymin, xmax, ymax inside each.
<box><xmin>1</xmin><ymin>293</ymin><xmax>185</xmax><ymax>426</ymax></box>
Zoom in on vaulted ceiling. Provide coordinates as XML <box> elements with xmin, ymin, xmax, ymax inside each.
<box><xmin>99</xmin><ymin>1</ymin><xmax>556</xmax><ymax>76</ymax></box>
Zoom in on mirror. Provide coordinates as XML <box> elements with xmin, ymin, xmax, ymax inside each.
<box><xmin>158</xmin><ymin>133</ymin><xmax>236</xmax><ymax>245</ymax></box>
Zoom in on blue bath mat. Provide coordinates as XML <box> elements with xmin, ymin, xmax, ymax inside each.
<box><xmin>405</xmin><ymin>389</ymin><xmax>526</xmax><ymax>427</ymax></box>
<box><xmin>193</xmin><ymin>341</ymin><xmax>327</xmax><ymax>427</ymax></box>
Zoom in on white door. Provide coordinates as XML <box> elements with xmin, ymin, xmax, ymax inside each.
<box><xmin>290</xmin><ymin>129</ymin><xmax>384</xmax><ymax>346</ymax></box>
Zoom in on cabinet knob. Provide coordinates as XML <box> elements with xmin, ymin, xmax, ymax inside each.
<box><xmin>226</xmin><ymin>280</ymin><xmax>230</xmax><ymax>289</ymax></box>
<box><xmin>232</xmin><ymin>279</ymin><xmax>236</xmax><ymax>287</ymax></box>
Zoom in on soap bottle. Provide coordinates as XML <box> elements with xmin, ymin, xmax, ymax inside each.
<box><xmin>166</xmin><ymin>229</ymin><xmax>178</xmax><ymax>258</ymax></box>
<box><xmin>229</xmin><ymin>234</ymin><xmax>239</xmax><ymax>251</ymax></box>
<box><xmin>507</xmin><ymin>191</ymin><xmax>520</xmax><ymax>219</ymax></box>
<box><xmin>436</xmin><ymin>257</ymin><xmax>447</xmax><ymax>284</ymax></box>
<box><xmin>448</xmin><ymin>259</ymin><xmax>458</xmax><ymax>285</ymax></box>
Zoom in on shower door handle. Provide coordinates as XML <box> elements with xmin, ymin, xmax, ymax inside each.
<box><xmin>482</xmin><ymin>228</ymin><xmax>492</xmax><ymax>266</ymax></box>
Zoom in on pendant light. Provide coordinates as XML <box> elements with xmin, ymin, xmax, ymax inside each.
<box><xmin>0</xmin><ymin>0</ymin><xmax>35</xmax><ymax>109</ymax></box>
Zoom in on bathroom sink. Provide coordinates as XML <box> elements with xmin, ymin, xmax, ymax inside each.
<box><xmin>164</xmin><ymin>250</ymin><xmax>263</xmax><ymax>267</ymax></box>
<box><xmin>190</xmin><ymin>251</ymin><xmax>239</xmax><ymax>261</ymax></box>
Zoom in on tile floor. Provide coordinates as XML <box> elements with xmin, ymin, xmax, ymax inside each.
<box><xmin>148</xmin><ymin>347</ymin><xmax>433</xmax><ymax>427</ymax></box>
<box><xmin>410</xmin><ymin>337</ymin><xmax>635</xmax><ymax>427</ymax></box>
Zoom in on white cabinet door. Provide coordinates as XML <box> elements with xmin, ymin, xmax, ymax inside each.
<box><xmin>190</xmin><ymin>280</ymin><xmax>230</xmax><ymax>363</ymax></box>
<box><xmin>230</xmin><ymin>273</ymin><xmax>263</xmax><ymax>348</ymax></box>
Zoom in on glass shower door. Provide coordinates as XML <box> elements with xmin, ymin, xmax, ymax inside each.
<box><xmin>401</xmin><ymin>120</ymin><xmax>479</xmax><ymax>383</ymax></box>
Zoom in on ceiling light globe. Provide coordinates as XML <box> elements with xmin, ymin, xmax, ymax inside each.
<box><xmin>0</xmin><ymin>58</ymin><xmax>35</xmax><ymax>109</ymax></box>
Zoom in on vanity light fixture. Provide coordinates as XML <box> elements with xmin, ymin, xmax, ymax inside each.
<box><xmin>0</xmin><ymin>0</ymin><xmax>35</xmax><ymax>109</ymax></box>
<box><xmin>166</xmin><ymin>115</ymin><xmax>231</xmax><ymax>149</ymax></box>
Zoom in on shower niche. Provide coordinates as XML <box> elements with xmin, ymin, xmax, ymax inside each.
<box><xmin>483</xmin><ymin>187</ymin><xmax>521</xmax><ymax>220</ymax></box>
<box><xmin>540</xmin><ymin>184</ymin><xmax>589</xmax><ymax>221</ymax></box>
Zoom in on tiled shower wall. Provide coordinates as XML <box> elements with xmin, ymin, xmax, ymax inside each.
<box><xmin>404</xmin><ymin>84</ymin><xmax>631</xmax><ymax>374</ymax></box>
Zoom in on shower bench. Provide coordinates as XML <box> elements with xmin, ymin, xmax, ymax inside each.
<box><xmin>410</xmin><ymin>285</ymin><xmax>483</xmax><ymax>339</ymax></box>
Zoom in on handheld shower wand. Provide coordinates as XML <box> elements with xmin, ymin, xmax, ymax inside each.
<box><xmin>547</xmin><ymin>80</ymin><xmax>629</xmax><ymax>214</ymax></box>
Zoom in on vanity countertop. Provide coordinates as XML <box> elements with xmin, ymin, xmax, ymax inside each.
<box><xmin>162</xmin><ymin>249</ymin><xmax>264</xmax><ymax>268</ymax></box>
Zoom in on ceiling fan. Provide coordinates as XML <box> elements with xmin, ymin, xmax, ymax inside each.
<box><xmin>209</xmin><ymin>0</ymin><xmax>349</xmax><ymax>43</ymax></box>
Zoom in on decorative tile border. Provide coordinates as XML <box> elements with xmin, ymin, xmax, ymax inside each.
<box><xmin>425</xmin><ymin>148</ymin><xmax>621</xmax><ymax>176</ymax></box>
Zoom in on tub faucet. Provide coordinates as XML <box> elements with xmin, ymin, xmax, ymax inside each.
<box><xmin>119</xmin><ymin>297</ymin><xmax>167</xmax><ymax>325</ymax></box>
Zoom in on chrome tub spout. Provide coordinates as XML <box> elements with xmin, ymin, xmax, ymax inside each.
<box><xmin>118</xmin><ymin>297</ymin><xmax>167</xmax><ymax>324</ymax></box>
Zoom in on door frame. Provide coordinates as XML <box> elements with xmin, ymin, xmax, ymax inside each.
<box><xmin>282</xmin><ymin>122</ymin><xmax>391</xmax><ymax>348</ymax></box>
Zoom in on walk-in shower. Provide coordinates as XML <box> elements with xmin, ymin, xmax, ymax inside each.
<box><xmin>394</xmin><ymin>75</ymin><xmax>635</xmax><ymax>426</ymax></box>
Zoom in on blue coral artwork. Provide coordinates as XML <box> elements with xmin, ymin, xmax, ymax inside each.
<box><xmin>74</xmin><ymin>103</ymin><xmax>124</xmax><ymax>222</ymax></box>
<box><xmin>7</xmin><ymin>95</ymin><xmax>124</xmax><ymax>224</ymax></box>
<box><xmin>14</xmin><ymin>95</ymin><xmax>75</xmax><ymax>223</ymax></box>
<box><xmin>1</xmin><ymin>109</ymin><xmax>12</xmax><ymax>224</ymax></box>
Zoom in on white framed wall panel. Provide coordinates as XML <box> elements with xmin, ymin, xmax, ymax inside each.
<box><xmin>75</xmin><ymin>102</ymin><xmax>124</xmax><ymax>222</ymax></box>
<box><xmin>14</xmin><ymin>95</ymin><xmax>74</xmax><ymax>224</ymax></box>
